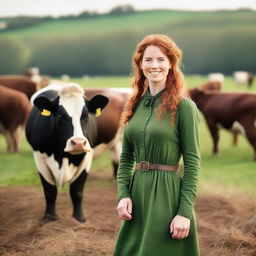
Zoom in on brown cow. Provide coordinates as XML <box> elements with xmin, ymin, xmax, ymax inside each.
<box><xmin>0</xmin><ymin>85</ymin><xmax>31</xmax><ymax>152</ymax></box>
<box><xmin>0</xmin><ymin>76</ymin><xmax>37</xmax><ymax>99</ymax></box>
<box><xmin>84</xmin><ymin>88</ymin><xmax>131</xmax><ymax>176</ymax></box>
<box><xmin>196</xmin><ymin>82</ymin><xmax>242</xmax><ymax>146</ymax></box>
<box><xmin>189</xmin><ymin>88</ymin><xmax>256</xmax><ymax>160</ymax></box>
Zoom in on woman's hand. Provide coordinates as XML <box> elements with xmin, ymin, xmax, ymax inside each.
<box><xmin>170</xmin><ymin>215</ymin><xmax>190</xmax><ymax>239</ymax></box>
<box><xmin>117</xmin><ymin>197</ymin><xmax>133</xmax><ymax>220</ymax></box>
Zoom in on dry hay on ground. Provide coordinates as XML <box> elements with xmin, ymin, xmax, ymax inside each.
<box><xmin>0</xmin><ymin>172</ymin><xmax>255</xmax><ymax>256</ymax></box>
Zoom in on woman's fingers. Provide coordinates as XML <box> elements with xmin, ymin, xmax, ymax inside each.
<box><xmin>117</xmin><ymin>198</ymin><xmax>132</xmax><ymax>220</ymax></box>
<box><xmin>172</xmin><ymin>226</ymin><xmax>189</xmax><ymax>239</ymax></box>
<box><xmin>170</xmin><ymin>215</ymin><xmax>190</xmax><ymax>239</ymax></box>
<box><xmin>127</xmin><ymin>200</ymin><xmax>132</xmax><ymax>215</ymax></box>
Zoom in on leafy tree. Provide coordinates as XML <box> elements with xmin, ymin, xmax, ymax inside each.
<box><xmin>0</xmin><ymin>37</ymin><xmax>29</xmax><ymax>74</ymax></box>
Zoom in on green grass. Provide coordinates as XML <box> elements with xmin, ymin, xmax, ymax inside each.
<box><xmin>0</xmin><ymin>10</ymin><xmax>207</xmax><ymax>39</ymax></box>
<box><xmin>0</xmin><ymin>75</ymin><xmax>255</xmax><ymax>199</ymax></box>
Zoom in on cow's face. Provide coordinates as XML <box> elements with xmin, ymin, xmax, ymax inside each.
<box><xmin>34</xmin><ymin>84</ymin><xmax>109</xmax><ymax>155</ymax></box>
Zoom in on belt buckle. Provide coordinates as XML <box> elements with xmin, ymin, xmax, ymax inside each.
<box><xmin>141</xmin><ymin>161</ymin><xmax>150</xmax><ymax>171</ymax></box>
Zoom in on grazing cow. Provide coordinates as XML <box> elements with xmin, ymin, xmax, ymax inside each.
<box><xmin>233</xmin><ymin>71</ymin><xmax>254</xmax><ymax>88</ymax></box>
<box><xmin>189</xmin><ymin>88</ymin><xmax>256</xmax><ymax>160</ymax></box>
<box><xmin>208</xmin><ymin>73</ymin><xmax>225</xmax><ymax>85</ymax></box>
<box><xmin>196</xmin><ymin>82</ymin><xmax>243</xmax><ymax>146</ymax></box>
<box><xmin>84</xmin><ymin>88</ymin><xmax>131</xmax><ymax>176</ymax></box>
<box><xmin>0</xmin><ymin>85</ymin><xmax>31</xmax><ymax>152</ymax></box>
<box><xmin>0</xmin><ymin>76</ymin><xmax>37</xmax><ymax>99</ymax></box>
<box><xmin>25</xmin><ymin>83</ymin><xmax>109</xmax><ymax>222</ymax></box>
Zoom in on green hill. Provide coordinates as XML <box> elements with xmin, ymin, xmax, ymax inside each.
<box><xmin>0</xmin><ymin>9</ymin><xmax>256</xmax><ymax>76</ymax></box>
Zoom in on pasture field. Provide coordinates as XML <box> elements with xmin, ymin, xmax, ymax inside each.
<box><xmin>0</xmin><ymin>75</ymin><xmax>256</xmax><ymax>196</ymax></box>
<box><xmin>2</xmin><ymin>10</ymin><xmax>255</xmax><ymax>39</ymax></box>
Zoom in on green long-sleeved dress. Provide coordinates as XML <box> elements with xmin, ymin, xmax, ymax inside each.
<box><xmin>114</xmin><ymin>88</ymin><xmax>201</xmax><ymax>256</ymax></box>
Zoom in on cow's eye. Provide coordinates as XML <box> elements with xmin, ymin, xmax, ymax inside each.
<box><xmin>57</xmin><ymin>114</ymin><xmax>67</xmax><ymax>121</ymax></box>
<box><xmin>81</xmin><ymin>113</ymin><xmax>88</xmax><ymax>120</ymax></box>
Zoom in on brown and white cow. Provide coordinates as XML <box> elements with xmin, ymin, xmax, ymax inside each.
<box><xmin>189</xmin><ymin>88</ymin><xmax>256</xmax><ymax>160</ymax></box>
<box><xmin>0</xmin><ymin>85</ymin><xmax>31</xmax><ymax>152</ymax></box>
<box><xmin>0</xmin><ymin>76</ymin><xmax>37</xmax><ymax>99</ymax></box>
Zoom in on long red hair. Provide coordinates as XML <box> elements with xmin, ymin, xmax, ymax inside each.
<box><xmin>122</xmin><ymin>34</ymin><xmax>186</xmax><ymax>125</ymax></box>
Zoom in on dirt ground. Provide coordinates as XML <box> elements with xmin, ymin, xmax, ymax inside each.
<box><xmin>0</xmin><ymin>172</ymin><xmax>255</xmax><ymax>256</ymax></box>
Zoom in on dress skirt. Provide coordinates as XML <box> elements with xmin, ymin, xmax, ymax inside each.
<box><xmin>114</xmin><ymin>170</ymin><xmax>200</xmax><ymax>256</ymax></box>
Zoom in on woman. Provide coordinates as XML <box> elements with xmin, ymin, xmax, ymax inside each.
<box><xmin>114</xmin><ymin>34</ymin><xmax>200</xmax><ymax>256</ymax></box>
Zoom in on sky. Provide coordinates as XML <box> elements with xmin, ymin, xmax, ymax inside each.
<box><xmin>0</xmin><ymin>0</ymin><xmax>256</xmax><ymax>17</ymax></box>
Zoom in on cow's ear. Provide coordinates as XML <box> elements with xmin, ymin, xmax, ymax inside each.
<box><xmin>34</xmin><ymin>95</ymin><xmax>59</xmax><ymax>113</ymax></box>
<box><xmin>87</xmin><ymin>95</ymin><xmax>109</xmax><ymax>114</ymax></box>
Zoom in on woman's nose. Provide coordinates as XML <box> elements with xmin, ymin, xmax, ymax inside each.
<box><xmin>151</xmin><ymin>60</ymin><xmax>159</xmax><ymax>68</ymax></box>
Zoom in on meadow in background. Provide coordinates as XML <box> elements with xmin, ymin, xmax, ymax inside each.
<box><xmin>0</xmin><ymin>9</ymin><xmax>256</xmax><ymax>76</ymax></box>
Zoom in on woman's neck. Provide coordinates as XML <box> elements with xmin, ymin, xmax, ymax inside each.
<box><xmin>148</xmin><ymin>83</ymin><xmax>166</xmax><ymax>96</ymax></box>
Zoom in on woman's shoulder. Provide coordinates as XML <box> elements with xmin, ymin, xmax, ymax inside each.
<box><xmin>176</xmin><ymin>96</ymin><xmax>200</xmax><ymax>124</ymax></box>
<box><xmin>178</xmin><ymin>96</ymin><xmax>197</xmax><ymax>111</ymax></box>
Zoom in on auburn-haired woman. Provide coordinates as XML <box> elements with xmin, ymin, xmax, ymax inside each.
<box><xmin>114</xmin><ymin>34</ymin><xmax>201</xmax><ymax>256</ymax></box>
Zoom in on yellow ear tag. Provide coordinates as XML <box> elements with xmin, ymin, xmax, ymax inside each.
<box><xmin>96</xmin><ymin>108</ymin><xmax>101</xmax><ymax>117</ymax></box>
<box><xmin>41</xmin><ymin>109</ymin><xmax>51</xmax><ymax>116</ymax></box>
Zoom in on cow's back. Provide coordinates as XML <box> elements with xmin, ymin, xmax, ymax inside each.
<box><xmin>191</xmin><ymin>91</ymin><xmax>256</xmax><ymax>127</ymax></box>
<box><xmin>0</xmin><ymin>76</ymin><xmax>37</xmax><ymax>99</ymax></box>
<box><xmin>0</xmin><ymin>85</ymin><xmax>31</xmax><ymax>131</ymax></box>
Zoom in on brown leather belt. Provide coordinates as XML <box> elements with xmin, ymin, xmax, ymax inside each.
<box><xmin>135</xmin><ymin>161</ymin><xmax>179</xmax><ymax>172</ymax></box>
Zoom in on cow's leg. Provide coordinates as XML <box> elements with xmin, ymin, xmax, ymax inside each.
<box><xmin>244</xmin><ymin>128</ymin><xmax>256</xmax><ymax>161</ymax></box>
<box><xmin>70</xmin><ymin>170</ymin><xmax>88</xmax><ymax>222</ymax></box>
<box><xmin>111</xmin><ymin>141</ymin><xmax>122</xmax><ymax>177</ymax></box>
<box><xmin>112</xmin><ymin>160</ymin><xmax>119</xmax><ymax>177</ymax></box>
<box><xmin>206</xmin><ymin>120</ymin><xmax>219</xmax><ymax>154</ymax></box>
<box><xmin>39</xmin><ymin>173</ymin><xmax>58</xmax><ymax>222</ymax></box>
<box><xmin>232</xmin><ymin>130</ymin><xmax>239</xmax><ymax>146</ymax></box>
<box><xmin>5</xmin><ymin>131</ymin><xmax>14</xmax><ymax>152</ymax></box>
<box><xmin>13</xmin><ymin>126</ymin><xmax>23</xmax><ymax>152</ymax></box>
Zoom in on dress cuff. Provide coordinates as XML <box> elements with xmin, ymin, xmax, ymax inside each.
<box><xmin>117</xmin><ymin>193</ymin><xmax>131</xmax><ymax>202</ymax></box>
<box><xmin>177</xmin><ymin>206</ymin><xmax>193</xmax><ymax>220</ymax></box>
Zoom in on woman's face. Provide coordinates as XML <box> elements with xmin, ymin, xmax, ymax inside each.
<box><xmin>141</xmin><ymin>45</ymin><xmax>171</xmax><ymax>87</ymax></box>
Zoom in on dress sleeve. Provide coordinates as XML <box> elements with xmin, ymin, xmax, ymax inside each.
<box><xmin>177</xmin><ymin>98</ymin><xmax>201</xmax><ymax>220</ymax></box>
<box><xmin>117</xmin><ymin>126</ymin><xmax>135</xmax><ymax>201</ymax></box>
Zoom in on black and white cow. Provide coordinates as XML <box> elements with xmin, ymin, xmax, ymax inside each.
<box><xmin>25</xmin><ymin>83</ymin><xmax>109</xmax><ymax>222</ymax></box>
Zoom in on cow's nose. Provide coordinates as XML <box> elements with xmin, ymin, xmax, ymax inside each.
<box><xmin>64</xmin><ymin>137</ymin><xmax>91</xmax><ymax>154</ymax></box>
<box><xmin>71</xmin><ymin>138</ymin><xmax>86</xmax><ymax>148</ymax></box>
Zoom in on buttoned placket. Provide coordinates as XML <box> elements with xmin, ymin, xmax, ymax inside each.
<box><xmin>141</xmin><ymin>96</ymin><xmax>154</xmax><ymax>161</ymax></box>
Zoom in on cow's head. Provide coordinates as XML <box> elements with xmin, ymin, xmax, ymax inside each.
<box><xmin>34</xmin><ymin>83</ymin><xmax>109</xmax><ymax>155</ymax></box>
<box><xmin>188</xmin><ymin>87</ymin><xmax>205</xmax><ymax>101</ymax></box>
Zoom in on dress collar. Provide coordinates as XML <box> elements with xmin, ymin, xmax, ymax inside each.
<box><xmin>143</xmin><ymin>88</ymin><xmax>166</xmax><ymax>108</ymax></box>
